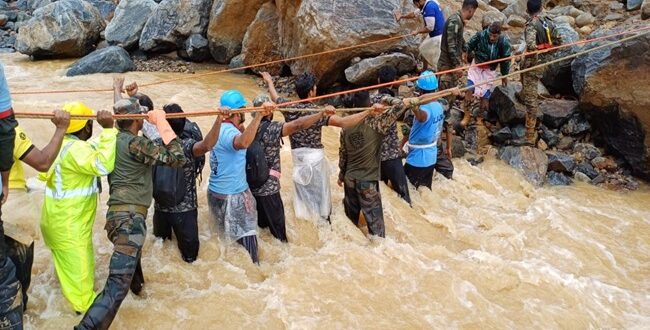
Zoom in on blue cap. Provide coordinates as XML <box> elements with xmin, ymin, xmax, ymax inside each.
<box><xmin>220</xmin><ymin>90</ymin><xmax>247</xmax><ymax>109</ymax></box>
<box><xmin>416</xmin><ymin>70</ymin><xmax>438</xmax><ymax>92</ymax></box>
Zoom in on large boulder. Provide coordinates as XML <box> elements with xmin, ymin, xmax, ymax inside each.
<box><xmin>540</xmin><ymin>23</ymin><xmax>580</xmax><ymax>95</ymax></box>
<box><xmin>177</xmin><ymin>34</ymin><xmax>211</xmax><ymax>62</ymax></box>
<box><xmin>105</xmin><ymin>0</ymin><xmax>157</xmax><ymax>49</ymax></box>
<box><xmin>540</xmin><ymin>99</ymin><xmax>579</xmax><ymax>128</ymax></box>
<box><xmin>15</xmin><ymin>0</ymin><xmax>104</xmax><ymax>58</ymax></box>
<box><xmin>344</xmin><ymin>53</ymin><xmax>416</xmax><ymax>85</ymax></box>
<box><xmin>139</xmin><ymin>0</ymin><xmax>211</xmax><ymax>53</ymax></box>
<box><xmin>16</xmin><ymin>0</ymin><xmax>54</xmax><ymax>12</ymax></box>
<box><xmin>547</xmin><ymin>171</ymin><xmax>573</xmax><ymax>185</ymax></box>
<box><xmin>643</xmin><ymin>0</ymin><xmax>650</xmax><ymax>20</ymax></box>
<box><xmin>66</xmin><ymin>46</ymin><xmax>134</xmax><ymax>76</ymax></box>
<box><xmin>240</xmin><ymin>2</ymin><xmax>282</xmax><ymax>74</ymax></box>
<box><xmin>627</xmin><ymin>0</ymin><xmax>643</xmax><ymax>10</ymax></box>
<box><xmin>488</xmin><ymin>85</ymin><xmax>527</xmax><ymax>125</ymax></box>
<box><xmin>546</xmin><ymin>151</ymin><xmax>576</xmax><ymax>173</ymax></box>
<box><xmin>207</xmin><ymin>0</ymin><xmax>266</xmax><ymax>64</ymax></box>
<box><xmin>86</xmin><ymin>0</ymin><xmax>116</xmax><ymax>20</ymax></box>
<box><xmin>490</xmin><ymin>0</ymin><xmax>515</xmax><ymax>11</ymax></box>
<box><xmin>572</xmin><ymin>30</ymin><xmax>650</xmax><ymax>180</ymax></box>
<box><xmin>499</xmin><ymin>146</ymin><xmax>549</xmax><ymax>186</ymax></box>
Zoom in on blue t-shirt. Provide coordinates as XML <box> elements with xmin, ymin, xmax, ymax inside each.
<box><xmin>208</xmin><ymin>123</ymin><xmax>248</xmax><ymax>195</ymax></box>
<box><xmin>422</xmin><ymin>0</ymin><xmax>445</xmax><ymax>38</ymax></box>
<box><xmin>406</xmin><ymin>101</ymin><xmax>444</xmax><ymax>168</ymax></box>
<box><xmin>0</xmin><ymin>64</ymin><xmax>12</xmax><ymax>112</ymax></box>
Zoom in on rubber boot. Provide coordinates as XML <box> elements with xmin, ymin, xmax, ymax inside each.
<box><xmin>525</xmin><ymin>114</ymin><xmax>537</xmax><ymax>146</ymax></box>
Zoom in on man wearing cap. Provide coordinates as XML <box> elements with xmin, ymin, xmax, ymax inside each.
<box><xmin>39</xmin><ymin>103</ymin><xmax>116</xmax><ymax>314</ymax></box>
<box><xmin>250</xmin><ymin>94</ymin><xmax>334</xmax><ymax>243</ymax></box>
<box><xmin>207</xmin><ymin>90</ymin><xmax>274</xmax><ymax>264</ymax></box>
<box><xmin>77</xmin><ymin>98</ymin><xmax>186</xmax><ymax>330</ymax></box>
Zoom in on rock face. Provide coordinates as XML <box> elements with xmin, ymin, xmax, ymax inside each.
<box><xmin>540</xmin><ymin>99</ymin><xmax>579</xmax><ymax>128</ymax></box>
<box><xmin>139</xmin><ymin>0</ymin><xmax>211</xmax><ymax>53</ymax></box>
<box><xmin>489</xmin><ymin>85</ymin><xmax>526</xmax><ymax>125</ymax></box>
<box><xmin>572</xmin><ymin>31</ymin><xmax>650</xmax><ymax>180</ymax></box>
<box><xmin>240</xmin><ymin>2</ymin><xmax>282</xmax><ymax>74</ymax></box>
<box><xmin>66</xmin><ymin>46</ymin><xmax>134</xmax><ymax>76</ymax></box>
<box><xmin>207</xmin><ymin>0</ymin><xmax>266</xmax><ymax>64</ymax></box>
<box><xmin>16</xmin><ymin>0</ymin><xmax>105</xmax><ymax>58</ymax></box>
<box><xmin>105</xmin><ymin>0</ymin><xmax>157</xmax><ymax>49</ymax></box>
<box><xmin>499</xmin><ymin>146</ymin><xmax>549</xmax><ymax>186</ymax></box>
<box><xmin>643</xmin><ymin>0</ymin><xmax>650</xmax><ymax>20</ymax></box>
<box><xmin>541</xmin><ymin>24</ymin><xmax>579</xmax><ymax>95</ymax></box>
<box><xmin>177</xmin><ymin>34</ymin><xmax>211</xmax><ymax>62</ymax></box>
<box><xmin>344</xmin><ymin>53</ymin><xmax>416</xmax><ymax>85</ymax></box>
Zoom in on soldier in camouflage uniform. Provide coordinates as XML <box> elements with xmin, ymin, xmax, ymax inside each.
<box><xmin>520</xmin><ymin>0</ymin><xmax>560</xmax><ymax>145</ymax></box>
<box><xmin>338</xmin><ymin>91</ymin><xmax>410</xmax><ymax>238</ymax></box>
<box><xmin>77</xmin><ymin>98</ymin><xmax>186</xmax><ymax>330</ymax></box>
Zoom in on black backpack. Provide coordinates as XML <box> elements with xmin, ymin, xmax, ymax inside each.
<box><xmin>246</xmin><ymin>121</ymin><xmax>271</xmax><ymax>189</ymax></box>
<box><xmin>152</xmin><ymin>165</ymin><xmax>186</xmax><ymax>207</ymax></box>
<box><xmin>181</xmin><ymin>119</ymin><xmax>205</xmax><ymax>183</ymax></box>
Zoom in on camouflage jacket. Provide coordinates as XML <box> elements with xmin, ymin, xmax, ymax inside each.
<box><xmin>371</xmin><ymin>90</ymin><xmax>402</xmax><ymax>162</ymax></box>
<box><xmin>439</xmin><ymin>11</ymin><xmax>466</xmax><ymax>70</ymax></box>
<box><xmin>523</xmin><ymin>13</ymin><xmax>560</xmax><ymax>68</ymax></box>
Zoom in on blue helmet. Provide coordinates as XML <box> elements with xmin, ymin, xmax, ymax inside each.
<box><xmin>416</xmin><ymin>70</ymin><xmax>438</xmax><ymax>92</ymax></box>
<box><xmin>220</xmin><ymin>90</ymin><xmax>247</xmax><ymax>109</ymax></box>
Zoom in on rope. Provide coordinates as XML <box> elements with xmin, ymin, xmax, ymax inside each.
<box><xmin>12</xmin><ymin>27</ymin><xmax>650</xmax><ymax>120</ymax></box>
<box><xmin>11</xmin><ymin>25</ymin><xmax>650</xmax><ymax>96</ymax></box>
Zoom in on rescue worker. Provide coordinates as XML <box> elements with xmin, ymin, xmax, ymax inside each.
<box><xmin>520</xmin><ymin>0</ymin><xmax>560</xmax><ymax>145</ymax></box>
<box><xmin>338</xmin><ymin>91</ymin><xmax>409</xmax><ymax>238</ymax></box>
<box><xmin>395</xmin><ymin>0</ymin><xmax>446</xmax><ymax>70</ymax></box>
<box><xmin>250</xmin><ymin>88</ymin><xmax>334</xmax><ymax>242</ymax></box>
<box><xmin>207</xmin><ymin>90</ymin><xmax>274</xmax><ymax>263</ymax></box>
<box><xmin>77</xmin><ymin>98</ymin><xmax>187</xmax><ymax>330</ymax></box>
<box><xmin>39</xmin><ymin>102</ymin><xmax>117</xmax><ymax>314</ymax></box>
<box><xmin>262</xmin><ymin>72</ymin><xmax>375</xmax><ymax>222</ymax></box>
<box><xmin>113</xmin><ymin>77</ymin><xmax>158</xmax><ymax>140</ymax></box>
<box><xmin>463</xmin><ymin>22</ymin><xmax>512</xmax><ymax>127</ymax></box>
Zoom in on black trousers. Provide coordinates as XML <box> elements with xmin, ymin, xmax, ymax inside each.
<box><xmin>343</xmin><ymin>180</ymin><xmax>385</xmax><ymax>238</ymax></box>
<box><xmin>255</xmin><ymin>193</ymin><xmax>287</xmax><ymax>242</ymax></box>
<box><xmin>404</xmin><ymin>163</ymin><xmax>435</xmax><ymax>189</ymax></box>
<box><xmin>380</xmin><ymin>158</ymin><xmax>411</xmax><ymax>204</ymax></box>
<box><xmin>0</xmin><ymin>199</ymin><xmax>23</xmax><ymax>330</ymax></box>
<box><xmin>153</xmin><ymin>210</ymin><xmax>199</xmax><ymax>263</ymax></box>
<box><xmin>434</xmin><ymin>146</ymin><xmax>454</xmax><ymax>179</ymax></box>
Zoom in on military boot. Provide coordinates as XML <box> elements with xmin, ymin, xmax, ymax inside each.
<box><xmin>460</xmin><ymin>98</ymin><xmax>472</xmax><ymax>128</ymax></box>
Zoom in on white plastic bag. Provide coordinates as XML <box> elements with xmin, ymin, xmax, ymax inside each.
<box><xmin>291</xmin><ymin>148</ymin><xmax>331</xmax><ymax>221</ymax></box>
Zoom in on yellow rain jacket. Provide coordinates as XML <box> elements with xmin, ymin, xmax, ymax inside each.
<box><xmin>40</xmin><ymin>127</ymin><xmax>117</xmax><ymax>312</ymax></box>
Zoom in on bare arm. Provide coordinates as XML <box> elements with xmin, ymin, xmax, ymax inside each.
<box><xmin>113</xmin><ymin>76</ymin><xmax>124</xmax><ymax>103</ymax></box>
<box><xmin>192</xmin><ymin>115</ymin><xmax>223</xmax><ymax>156</ymax></box>
<box><xmin>22</xmin><ymin>110</ymin><xmax>70</xmax><ymax>172</ymax></box>
<box><xmin>281</xmin><ymin>106</ymin><xmax>335</xmax><ymax>137</ymax></box>
<box><xmin>261</xmin><ymin>72</ymin><xmax>280</xmax><ymax>103</ymax></box>
<box><xmin>233</xmin><ymin>103</ymin><xmax>275</xmax><ymax>150</ymax></box>
<box><xmin>328</xmin><ymin>109</ymin><xmax>372</xmax><ymax>128</ymax></box>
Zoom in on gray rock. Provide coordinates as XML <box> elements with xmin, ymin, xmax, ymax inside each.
<box><xmin>573</xmin><ymin>143</ymin><xmax>601</xmax><ymax>161</ymax></box>
<box><xmin>0</xmin><ymin>14</ymin><xmax>7</xmax><ymax>27</ymax></box>
<box><xmin>541</xmin><ymin>24</ymin><xmax>580</xmax><ymax>95</ymax></box>
<box><xmin>66</xmin><ymin>46</ymin><xmax>134</xmax><ymax>76</ymax></box>
<box><xmin>16</xmin><ymin>0</ymin><xmax>55</xmax><ymax>12</ymax></box>
<box><xmin>227</xmin><ymin>53</ymin><xmax>246</xmax><ymax>74</ymax></box>
<box><xmin>574</xmin><ymin>171</ymin><xmax>591</xmax><ymax>182</ymax></box>
<box><xmin>499</xmin><ymin>146</ymin><xmax>549</xmax><ymax>186</ymax></box>
<box><xmin>139</xmin><ymin>0</ymin><xmax>211</xmax><ymax>53</ymax></box>
<box><xmin>575</xmin><ymin>12</ymin><xmax>595</xmax><ymax>27</ymax></box>
<box><xmin>511</xmin><ymin>124</ymin><xmax>526</xmax><ymax>140</ymax></box>
<box><xmin>561</xmin><ymin>114</ymin><xmax>591</xmax><ymax>136</ymax></box>
<box><xmin>207</xmin><ymin>0</ymin><xmax>266</xmax><ymax>64</ymax></box>
<box><xmin>547</xmin><ymin>171</ymin><xmax>573</xmax><ymax>186</ymax></box>
<box><xmin>554</xmin><ymin>15</ymin><xmax>576</xmax><ymax>26</ymax></box>
<box><xmin>643</xmin><ymin>0</ymin><xmax>650</xmax><ymax>19</ymax></box>
<box><xmin>450</xmin><ymin>135</ymin><xmax>466</xmax><ymax>158</ymax></box>
<box><xmin>105</xmin><ymin>0</ymin><xmax>157</xmax><ymax>49</ymax></box>
<box><xmin>488</xmin><ymin>85</ymin><xmax>527</xmax><ymax>126</ymax></box>
<box><xmin>0</xmin><ymin>10</ymin><xmax>17</xmax><ymax>22</ymax></box>
<box><xmin>177</xmin><ymin>34</ymin><xmax>211</xmax><ymax>62</ymax></box>
<box><xmin>86</xmin><ymin>0</ymin><xmax>116</xmax><ymax>20</ymax></box>
<box><xmin>547</xmin><ymin>151</ymin><xmax>576</xmax><ymax>173</ymax></box>
<box><xmin>609</xmin><ymin>2</ymin><xmax>624</xmax><ymax>10</ymax></box>
<box><xmin>604</xmin><ymin>13</ymin><xmax>624</xmax><ymax>21</ymax></box>
<box><xmin>557</xmin><ymin>135</ymin><xmax>575</xmax><ymax>150</ymax></box>
<box><xmin>3</xmin><ymin>22</ymin><xmax>14</xmax><ymax>31</ymax></box>
<box><xmin>490</xmin><ymin>0</ymin><xmax>514</xmax><ymax>10</ymax></box>
<box><xmin>540</xmin><ymin>99</ymin><xmax>579</xmax><ymax>128</ymax></box>
<box><xmin>481</xmin><ymin>11</ymin><xmax>507</xmax><ymax>28</ymax></box>
<box><xmin>540</xmin><ymin>125</ymin><xmax>560</xmax><ymax>147</ymax></box>
<box><xmin>490</xmin><ymin>126</ymin><xmax>513</xmax><ymax>145</ymax></box>
<box><xmin>591</xmin><ymin>156</ymin><xmax>618</xmax><ymax>172</ymax></box>
<box><xmin>507</xmin><ymin>14</ymin><xmax>527</xmax><ymax>27</ymax></box>
<box><xmin>344</xmin><ymin>53</ymin><xmax>416</xmax><ymax>85</ymax></box>
<box><xmin>16</xmin><ymin>0</ymin><xmax>105</xmax><ymax>58</ymax></box>
<box><xmin>590</xmin><ymin>174</ymin><xmax>606</xmax><ymax>185</ymax></box>
<box><xmin>574</xmin><ymin>161</ymin><xmax>599</xmax><ymax>179</ymax></box>
<box><xmin>627</xmin><ymin>0</ymin><xmax>643</xmax><ymax>10</ymax></box>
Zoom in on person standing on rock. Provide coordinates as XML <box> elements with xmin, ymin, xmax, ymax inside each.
<box><xmin>438</xmin><ymin>0</ymin><xmax>479</xmax><ymax>107</ymax></box>
<box><xmin>463</xmin><ymin>22</ymin><xmax>512</xmax><ymax>128</ymax></box>
<box><xmin>262</xmin><ymin>72</ymin><xmax>377</xmax><ymax>223</ymax></box>
<box><xmin>250</xmin><ymin>90</ymin><xmax>335</xmax><ymax>242</ymax></box>
<box><xmin>77</xmin><ymin>98</ymin><xmax>187</xmax><ymax>330</ymax></box>
<box><xmin>395</xmin><ymin>0</ymin><xmax>446</xmax><ymax>70</ymax></box>
<box><xmin>520</xmin><ymin>0</ymin><xmax>560</xmax><ymax>145</ymax></box>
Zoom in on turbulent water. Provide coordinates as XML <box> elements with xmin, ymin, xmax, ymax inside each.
<box><xmin>2</xmin><ymin>53</ymin><xmax>649</xmax><ymax>329</ymax></box>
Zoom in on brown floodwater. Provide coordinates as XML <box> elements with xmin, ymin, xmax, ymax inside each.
<box><xmin>1</xmin><ymin>53</ymin><xmax>649</xmax><ymax>329</ymax></box>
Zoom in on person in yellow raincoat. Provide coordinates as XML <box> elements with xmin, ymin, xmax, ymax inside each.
<box><xmin>39</xmin><ymin>102</ymin><xmax>117</xmax><ymax>313</ymax></box>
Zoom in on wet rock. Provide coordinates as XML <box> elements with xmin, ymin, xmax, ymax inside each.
<box><xmin>507</xmin><ymin>14</ymin><xmax>527</xmax><ymax>27</ymax></box>
<box><xmin>547</xmin><ymin>151</ymin><xmax>575</xmax><ymax>173</ymax></box>
<box><xmin>539</xmin><ymin>125</ymin><xmax>560</xmax><ymax>147</ymax></box>
<box><xmin>573</xmin><ymin>143</ymin><xmax>601</xmax><ymax>161</ymax></box>
<box><xmin>139</xmin><ymin>0</ymin><xmax>211</xmax><ymax>53</ymax></box>
<box><xmin>490</xmin><ymin>0</ymin><xmax>515</xmax><ymax>11</ymax></box>
<box><xmin>604</xmin><ymin>13</ymin><xmax>624</xmax><ymax>21</ymax></box>
<box><xmin>345</xmin><ymin>53</ymin><xmax>416</xmax><ymax>85</ymax></box>
<box><xmin>227</xmin><ymin>53</ymin><xmax>246</xmax><ymax>74</ymax></box>
<box><xmin>574</xmin><ymin>161</ymin><xmax>599</xmax><ymax>179</ymax></box>
<box><xmin>66</xmin><ymin>46</ymin><xmax>134</xmax><ymax>76</ymax></box>
<box><xmin>572</xmin><ymin>30</ymin><xmax>650</xmax><ymax>180</ymax></box>
<box><xmin>627</xmin><ymin>0</ymin><xmax>643</xmax><ymax>10</ymax></box>
<box><xmin>499</xmin><ymin>146</ymin><xmax>549</xmax><ymax>186</ymax></box>
<box><xmin>540</xmin><ymin>99</ymin><xmax>579</xmax><ymax>128</ymax></box>
<box><xmin>561</xmin><ymin>114</ymin><xmax>591</xmax><ymax>136</ymax></box>
<box><xmin>557</xmin><ymin>135</ymin><xmax>575</xmax><ymax>150</ymax></box>
<box><xmin>643</xmin><ymin>0</ymin><xmax>650</xmax><ymax>19</ymax></box>
<box><xmin>105</xmin><ymin>0</ymin><xmax>157</xmax><ymax>49</ymax></box>
<box><xmin>240</xmin><ymin>2</ymin><xmax>282</xmax><ymax>74</ymax></box>
<box><xmin>591</xmin><ymin>156</ymin><xmax>618</xmax><ymax>172</ymax></box>
<box><xmin>590</xmin><ymin>173</ymin><xmax>606</xmax><ymax>185</ymax></box>
<box><xmin>86</xmin><ymin>0</ymin><xmax>116</xmax><ymax>20</ymax></box>
<box><xmin>547</xmin><ymin>171</ymin><xmax>573</xmax><ymax>185</ymax></box>
<box><xmin>207</xmin><ymin>0</ymin><xmax>266</xmax><ymax>64</ymax></box>
<box><xmin>16</xmin><ymin>0</ymin><xmax>105</xmax><ymax>58</ymax></box>
<box><xmin>574</xmin><ymin>171</ymin><xmax>591</xmax><ymax>182</ymax></box>
<box><xmin>489</xmin><ymin>85</ymin><xmax>526</xmax><ymax>126</ymax></box>
<box><xmin>490</xmin><ymin>126</ymin><xmax>512</xmax><ymax>145</ymax></box>
<box><xmin>541</xmin><ymin>24</ymin><xmax>580</xmax><ymax>95</ymax></box>
<box><xmin>575</xmin><ymin>12</ymin><xmax>595</xmax><ymax>27</ymax></box>
<box><xmin>0</xmin><ymin>14</ymin><xmax>7</xmax><ymax>27</ymax></box>
<box><xmin>177</xmin><ymin>34</ymin><xmax>211</xmax><ymax>62</ymax></box>
<box><xmin>450</xmin><ymin>135</ymin><xmax>467</xmax><ymax>158</ymax></box>
<box><xmin>511</xmin><ymin>124</ymin><xmax>526</xmax><ymax>140</ymax></box>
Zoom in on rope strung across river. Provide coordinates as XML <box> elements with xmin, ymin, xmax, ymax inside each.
<box><xmin>12</xmin><ymin>27</ymin><xmax>650</xmax><ymax>120</ymax></box>
<box><xmin>10</xmin><ymin>25</ymin><xmax>650</xmax><ymax>96</ymax></box>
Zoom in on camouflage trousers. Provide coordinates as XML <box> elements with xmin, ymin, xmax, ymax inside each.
<box><xmin>519</xmin><ymin>69</ymin><xmax>542</xmax><ymax>120</ymax></box>
<box><xmin>76</xmin><ymin>207</ymin><xmax>147</xmax><ymax>330</ymax></box>
<box><xmin>438</xmin><ymin>69</ymin><xmax>465</xmax><ymax>105</ymax></box>
<box><xmin>343</xmin><ymin>179</ymin><xmax>385</xmax><ymax>238</ymax></box>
